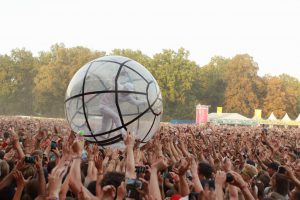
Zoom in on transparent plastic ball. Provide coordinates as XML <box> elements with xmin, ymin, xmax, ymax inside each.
<box><xmin>65</xmin><ymin>56</ymin><xmax>163</xmax><ymax>148</ymax></box>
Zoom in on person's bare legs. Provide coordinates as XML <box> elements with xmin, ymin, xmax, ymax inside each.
<box><xmin>100</xmin><ymin>106</ymin><xmax>126</xmax><ymax>136</ymax></box>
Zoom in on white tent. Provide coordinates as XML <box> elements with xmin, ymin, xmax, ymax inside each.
<box><xmin>281</xmin><ymin>113</ymin><xmax>291</xmax><ymax>121</ymax></box>
<box><xmin>296</xmin><ymin>114</ymin><xmax>300</xmax><ymax>121</ymax></box>
<box><xmin>268</xmin><ymin>112</ymin><xmax>277</xmax><ymax>121</ymax></box>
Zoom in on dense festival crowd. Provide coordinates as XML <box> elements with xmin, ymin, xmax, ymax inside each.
<box><xmin>0</xmin><ymin>116</ymin><xmax>300</xmax><ymax>200</ymax></box>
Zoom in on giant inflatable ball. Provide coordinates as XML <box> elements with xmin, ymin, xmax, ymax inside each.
<box><xmin>65</xmin><ymin>56</ymin><xmax>163</xmax><ymax>148</ymax></box>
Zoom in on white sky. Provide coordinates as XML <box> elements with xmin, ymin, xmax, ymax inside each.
<box><xmin>0</xmin><ymin>0</ymin><xmax>300</xmax><ymax>79</ymax></box>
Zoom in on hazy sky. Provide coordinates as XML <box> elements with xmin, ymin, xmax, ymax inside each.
<box><xmin>0</xmin><ymin>0</ymin><xmax>299</xmax><ymax>79</ymax></box>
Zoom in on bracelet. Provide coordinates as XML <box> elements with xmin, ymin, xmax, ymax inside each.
<box><xmin>97</xmin><ymin>172</ymin><xmax>103</xmax><ymax>176</ymax></box>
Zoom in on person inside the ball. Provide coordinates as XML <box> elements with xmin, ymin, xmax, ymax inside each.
<box><xmin>99</xmin><ymin>71</ymin><xmax>146</xmax><ymax>137</ymax></box>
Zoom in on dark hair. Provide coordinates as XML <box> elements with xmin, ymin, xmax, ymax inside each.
<box><xmin>198</xmin><ymin>161</ymin><xmax>213</xmax><ymax>179</ymax></box>
<box><xmin>255</xmin><ymin>181</ymin><xmax>265</xmax><ymax>199</ymax></box>
<box><xmin>258</xmin><ymin>172</ymin><xmax>270</xmax><ymax>188</ymax></box>
<box><xmin>274</xmin><ymin>173</ymin><xmax>289</xmax><ymax>196</ymax></box>
<box><xmin>246</xmin><ymin>159</ymin><xmax>256</xmax><ymax>166</ymax></box>
<box><xmin>0</xmin><ymin>150</ymin><xmax>5</xmax><ymax>160</ymax></box>
<box><xmin>3</xmin><ymin>132</ymin><xmax>9</xmax><ymax>139</ymax></box>
<box><xmin>7</xmin><ymin>159</ymin><xmax>15</xmax><ymax>173</ymax></box>
<box><xmin>101</xmin><ymin>172</ymin><xmax>125</xmax><ymax>189</ymax></box>
<box><xmin>24</xmin><ymin>179</ymin><xmax>39</xmax><ymax>199</ymax></box>
<box><xmin>81</xmin><ymin>161</ymin><xmax>88</xmax><ymax>177</ymax></box>
<box><xmin>47</xmin><ymin>161</ymin><xmax>56</xmax><ymax>174</ymax></box>
<box><xmin>87</xmin><ymin>181</ymin><xmax>96</xmax><ymax>195</ymax></box>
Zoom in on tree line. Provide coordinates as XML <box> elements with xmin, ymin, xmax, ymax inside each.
<box><xmin>0</xmin><ymin>43</ymin><xmax>299</xmax><ymax>121</ymax></box>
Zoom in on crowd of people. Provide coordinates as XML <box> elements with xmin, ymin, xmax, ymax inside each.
<box><xmin>0</xmin><ymin>116</ymin><xmax>300</xmax><ymax>200</ymax></box>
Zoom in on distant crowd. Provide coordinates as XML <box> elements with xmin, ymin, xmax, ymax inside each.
<box><xmin>0</xmin><ymin>116</ymin><xmax>300</xmax><ymax>200</ymax></box>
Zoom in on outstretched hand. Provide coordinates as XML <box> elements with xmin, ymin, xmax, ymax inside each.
<box><xmin>124</xmin><ymin>131</ymin><xmax>135</xmax><ymax>147</ymax></box>
<box><xmin>13</xmin><ymin>170</ymin><xmax>31</xmax><ymax>189</ymax></box>
<box><xmin>47</xmin><ymin>166</ymin><xmax>68</xmax><ymax>198</ymax></box>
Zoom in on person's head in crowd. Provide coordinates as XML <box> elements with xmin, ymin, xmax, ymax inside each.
<box><xmin>0</xmin><ymin>160</ymin><xmax>9</xmax><ymax>180</ymax></box>
<box><xmin>3</xmin><ymin>131</ymin><xmax>9</xmax><ymax>140</ymax></box>
<box><xmin>254</xmin><ymin>179</ymin><xmax>265</xmax><ymax>199</ymax></box>
<box><xmin>47</xmin><ymin>160</ymin><xmax>56</xmax><ymax>174</ymax></box>
<box><xmin>246</xmin><ymin>159</ymin><xmax>256</xmax><ymax>167</ymax></box>
<box><xmin>270</xmin><ymin>173</ymin><xmax>289</xmax><ymax>197</ymax></box>
<box><xmin>100</xmin><ymin>172</ymin><xmax>125</xmax><ymax>199</ymax></box>
<box><xmin>241</xmin><ymin>163</ymin><xmax>258</xmax><ymax>182</ymax></box>
<box><xmin>21</xmin><ymin>164</ymin><xmax>36</xmax><ymax>179</ymax></box>
<box><xmin>23</xmin><ymin>179</ymin><xmax>39</xmax><ymax>200</ymax></box>
<box><xmin>257</xmin><ymin>171</ymin><xmax>270</xmax><ymax>188</ymax></box>
<box><xmin>0</xmin><ymin>150</ymin><xmax>5</xmax><ymax>160</ymax></box>
<box><xmin>7</xmin><ymin>159</ymin><xmax>15</xmax><ymax>173</ymax></box>
<box><xmin>198</xmin><ymin>161</ymin><xmax>213</xmax><ymax>179</ymax></box>
<box><xmin>101</xmin><ymin>171</ymin><xmax>125</xmax><ymax>189</ymax></box>
<box><xmin>266</xmin><ymin>162</ymin><xmax>279</xmax><ymax>177</ymax></box>
<box><xmin>87</xmin><ymin>181</ymin><xmax>96</xmax><ymax>196</ymax></box>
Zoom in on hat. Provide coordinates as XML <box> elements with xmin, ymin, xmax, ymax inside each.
<box><xmin>242</xmin><ymin>164</ymin><xmax>258</xmax><ymax>178</ymax></box>
<box><xmin>170</xmin><ymin>194</ymin><xmax>182</xmax><ymax>200</ymax></box>
<box><xmin>267</xmin><ymin>162</ymin><xmax>279</xmax><ymax>171</ymax></box>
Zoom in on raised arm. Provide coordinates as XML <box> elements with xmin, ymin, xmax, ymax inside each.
<box><xmin>124</xmin><ymin>131</ymin><xmax>136</xmax><ymax>179</ymax></box>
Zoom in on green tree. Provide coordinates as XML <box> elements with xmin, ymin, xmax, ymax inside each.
<box><xmin>224</xmin><ymin>54</ymin><xmax>261</xmax><ymax>117</ymax></box>
<box><xmin>33</xmin><ymin>44</ymin><xmax>105</xmax><ymax>116</ymax></box>
<box><xmin>279</xmin><ymin>74</ymin><xmax>299</xmax><ymax>119</ymax></box>
<box><xmin>150</xmin><ymin>48</ymin><xmax>200</xmax><ymax>120</ymax></box>
<box><xmin>110</xmin><ymin>49</ymin><xmax>152</xmax><ymax>68</ymax></box>
<box><xmin>0</xmin><ymin>49</ymin><xmax>37</xmax><ymax>115</ymax></box>
<box><xmin>199</xmin><ymin>56</ymin><xmax>229</xmax><ymax>112</ymax></box>
<box><xmin>262</xmin><ymin>76</ymin><xmax>287</xmax><ymax>119</ymax></box>
<box><xmin>0</xmin><ymin>54</ymin><xmax>16</xmax><ymax>113</ymax></box>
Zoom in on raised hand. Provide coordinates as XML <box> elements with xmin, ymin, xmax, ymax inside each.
<box><xmin>215</xmin><ymin>170</ymin><xmax>226</xmax><ymax>186</ymax></box>
<box><xmin>172</xmin><ymin>158</ymin><xmax>191</xmax><ymax>176</ymax></box>
<box><xmin>150</xmin><ymin>154</ymin><xmax>168</xmax><ymax>171</ymax></box>
<box><xmin>72</xmin><ymin>139</ymin><xmax>84</xmax><ymax>156</ymax></box>
<box><xmin>124</xmin><ymin>131</ymin><xmax>135</xmax><ymax>147</ymax></box>
<box><xmin>13</xmin><ymin>170</ymin><xmax>31</xmax><ymax>189</ymax></box>
<box><xmin>47</xmin><ymin>166</ymin><xmax>68</xmax><ymax>199</ymax></box>
<box><xmin>94</xmin><ymin>154</ymin><xmax>103</xmax><ymax>174</ymax></box>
